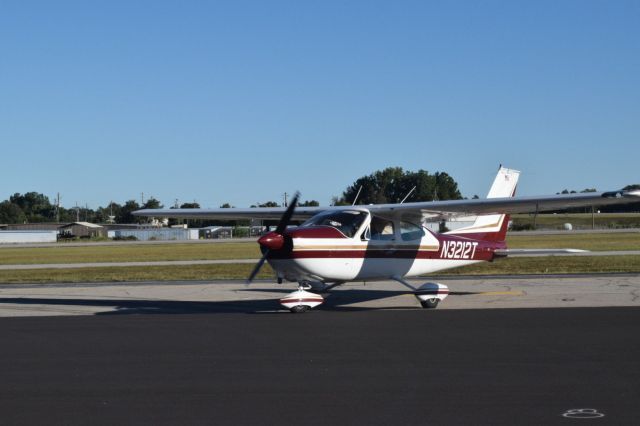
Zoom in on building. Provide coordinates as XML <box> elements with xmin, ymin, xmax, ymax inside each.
<box><xmin>199</xmin><ymin>226</ymin><xmax>234</xmax><ymax>239</ymax></box>
<box><xmin>58</xmin><ymin>222</ymin><xmax>106</xmax><ymax>239</ymax></box>
<box><xmin>107</xmin><ymin>228</ymin><xmax>199</xmax><ymax>241</ymax></box>
<box><xmin>0</xmin><ymin>231</ymin><xmax>57</xmax><ymax>244</ymax></box>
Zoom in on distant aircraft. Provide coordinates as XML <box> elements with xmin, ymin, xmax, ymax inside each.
<box><xmin>134</xmin><ymin>167</ymin><xmax>640</xmax><ymax>313</ymax></box>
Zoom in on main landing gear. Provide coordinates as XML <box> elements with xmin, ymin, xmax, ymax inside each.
<box><xmin>414</xmin><ymin>283</ymin><xmax>450</xmax><ymax>309</ymax></box>
<box><xmin>392</xmin><ymin>277</ymin><xmax>450</xmax><ymax>309</ymax></box>
<box><xmin>279</xmin><ymin>279</ymin><xmax>449</xmax><ymax>313</ymax></box>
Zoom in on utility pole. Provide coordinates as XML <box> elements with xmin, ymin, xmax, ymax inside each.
<box><xmin>107</xmin><ymin>201</ymin><xmax>115</xmax><ymax>224</ymax></box>
<box><xmin>283</xmin><ymin>192</ymin><xmax>288</xmax><ymax>207</ymax></box>
<box><xmin>55</xmin><ymin>193</ymin><xmax>61</xmax><ymax>223</ymax></box>
<box><xmin>141</xmin><ymin>192</ymin><xmax>145</xmax><ymax>206</ymax></box>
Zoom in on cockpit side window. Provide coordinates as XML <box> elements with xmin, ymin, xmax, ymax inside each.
<box><xmin>302</xmin><ymin>210</ymin><xmax>368</xmax><ymax>238</ymax></box>
<box><xmin>370</xmin><ymin>216</ymin><xmax>395</xmax><ymax>241</ymax></box>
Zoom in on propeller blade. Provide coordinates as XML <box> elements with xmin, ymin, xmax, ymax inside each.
<box><xmin>246</xmin><ymin>250</ymin><xmax>269</xmax><ymax>284</ymax></box>
<box><xmin>275</xmin><ymin>191</ymin><xmax>300</xmax><ymax>235</ymax></box>
<box><xmin>247</xmin><ymin>191</ymin><xmax>299</xmax><ymax>284</ymax></box>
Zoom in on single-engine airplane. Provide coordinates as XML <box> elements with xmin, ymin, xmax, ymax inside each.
<box><xmin>134</xmin><ymin>167</ymin><xmax>640</xmax><ymax>313</ymax></box>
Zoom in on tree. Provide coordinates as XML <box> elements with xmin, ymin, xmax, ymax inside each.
<box><xmin>9</xmin><ymin>192</ymin><xmax>55</xmax><ymax>222</ymax></box>
<box><xmin>142</xmin><ymin>197</ymin><xmax>163</xmax><ymax>210</ymax></box>
<box><xmin>0</xmin><ymin>201</ymin><xmax>26</xmax><ymax>224</ymax></box>
<box><xmin>95</xmin><ymin>202</ymin><xmax>122</xmax><ymax>224</ymax></box>
<box><xmin>337</xmin><ymin>168</ymin><xmax>462</xmax><ymax>205</ymax></box>
<box><xmin>119</xmin><ymin>200</ymin><xmax>141</xmax><ymax>224</ymax></box>
<box><xmin>251</xmin><ymin>201</ymin><xmax>280</xmax><ymax>208</ymax></box>
<box><xmin>180</xmin><ymin>202</ymin><xmax>200</xmax><ymax>209</ymax></box>
<box><xmin>299</xmin><ymin>200</ymin><xmax>320</xmax><ymax>207</ymax></box>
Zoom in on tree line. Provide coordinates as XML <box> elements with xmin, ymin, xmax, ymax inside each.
<box><xmin>1</xmin><ymin>169</ymin><xmax>637</xmax><ymax>225</ymax></box>
<box><xmin>0</xmin><ymin>192</ymin><xmax>323</xmax><ymax>225</ymax></box>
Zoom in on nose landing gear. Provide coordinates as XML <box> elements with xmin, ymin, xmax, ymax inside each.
<box><xmin>279</xmin><ymin>286</ymin><xmax>324</xmax><ymax>313</ymax></box>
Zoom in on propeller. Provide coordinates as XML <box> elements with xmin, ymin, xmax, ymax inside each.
<box><xmin>246</xmin><ymin>191</ymin><xmax>300</xmax><ymax>284</ymax></box>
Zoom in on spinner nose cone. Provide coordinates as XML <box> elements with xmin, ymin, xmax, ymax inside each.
<box><xmin>258</xmin><ymin>231</ymin><xmax>284</xmax><ymax>250</ymax></box>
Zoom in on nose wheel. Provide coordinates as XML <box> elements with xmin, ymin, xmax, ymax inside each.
<box><xmin>419</xmin><ymin>298</ymin><xmax>440</xmax><ymax>309</ymax></box>
<box><xmin>279</xmin><ymin>287</ymin><xmax>324</xmax><ymax>313</ymax></box>
<box><xmin>289</xmin><ymin>305</ymin><xmax>310</xmax><ymax>314</ymax></box>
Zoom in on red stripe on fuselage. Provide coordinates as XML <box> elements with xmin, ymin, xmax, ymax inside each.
<box><xmin>280</xmin><ymin>297</ymin><xmax>324</xmax><ymax>304</ymax></box>
<box><xmin>269</xmin><ymin>249</ymin><xmax>495</xmax><ymax>261</ymax></box>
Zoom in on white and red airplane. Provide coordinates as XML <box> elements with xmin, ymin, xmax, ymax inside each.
<box><xmin>134</xmin><ymin>167</ymin><xmax>640</xmax><ymax>312</ymax></box>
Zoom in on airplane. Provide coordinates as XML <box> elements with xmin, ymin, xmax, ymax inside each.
<box><xmin>134</xmin><ymin>167</ymin><xmax>640</xmax><ymax>313</ymax></box>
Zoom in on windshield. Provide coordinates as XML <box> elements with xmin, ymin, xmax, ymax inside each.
<box><xmin>302</xmin><ymin>210</ymin><xmax>368</xmax><ymax>238</ymax></box>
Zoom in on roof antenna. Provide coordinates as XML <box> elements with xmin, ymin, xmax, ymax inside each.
<box><xmin>352</xmin><ymin>186</ymin><xmax>363</xmax><ymax>206</ymax></box>
<box><xmin>400</xmin><ymin>186</ymin><xmax>417</xmax><ymax>204</ymax></box>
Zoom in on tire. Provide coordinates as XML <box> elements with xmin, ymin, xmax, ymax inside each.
<box><xmin>289</xmin><ymin>305</ymin><xmax>310</xmax><ymax>313</ymax></box>
<box><xmin>420</xmin><ymin>298</ymin><xmax>439</xmax><ymax>309</ymax></box>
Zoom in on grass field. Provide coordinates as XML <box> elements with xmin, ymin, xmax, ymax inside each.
<box><xmin>0</xmin><ymin>263</ymin><xmax>275</xmax><ymax>284</ymax></box>
<box><xmin>0</xmin><ymin>232</ymin><xmax>637</xmax><ymax>265</ymax></box>
<box><xmin>441</xmin><ymin>255</ymin><xmax>640</xmax><ymax>276</ymax></box>
<box><xmin>0</xmin><ymin>256</ymin><xmax>638</xmax><ymax>284</ymax></box>
<box><xmin>0</xmin><ymin>242</ymin><xmax>262</xmax><ymax>265</ymax></box>
<box><xmin>506</xmin><ymin>232</ymin><xmax>640</xmax><ymax>251</ymax></box>
<box><xmin>0</xmin><ymin>231</ymin><xmax>638</xmax><ymax>284</ymax></box>
<box><xmin>511</xmin><ymin>213</ymin><xmax>640</xmax><ymax>230</ymax></box>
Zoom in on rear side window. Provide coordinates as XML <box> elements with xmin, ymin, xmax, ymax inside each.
<box><xmin>400</xmin><ymin>221</ymin><xmax>425</xmax><ymax>241</ymax></box>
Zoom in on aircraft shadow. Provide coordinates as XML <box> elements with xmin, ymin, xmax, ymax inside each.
<box><xmin>0</xmin><ymin>290</ymin><xmax>480</xmax><ymax>316</ymax></box>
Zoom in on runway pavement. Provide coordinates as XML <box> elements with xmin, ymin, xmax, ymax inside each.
<box><xmin>1</xmin><ymin>307</ymin><xmax>638</xmax><ymax>425</ymax></box>
<box><xmin>0</xmin><ymin>274</ymin><xmax>639</xmax><ymax>316</ymax></box>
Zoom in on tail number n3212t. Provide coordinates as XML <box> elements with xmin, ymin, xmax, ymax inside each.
<box><xmin>440</xmin><ymin>241</ymin><xmax>479</xmax><ymax>259</ymax></box>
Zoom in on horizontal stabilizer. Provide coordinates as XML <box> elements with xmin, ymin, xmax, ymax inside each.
<box><xmin>494</xmin><ymin>248</ymin><xmax>590</xmax><ymax>257</ymax></box>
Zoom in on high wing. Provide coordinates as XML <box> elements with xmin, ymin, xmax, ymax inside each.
<box><xmin>133</xmin><ymin>189</ymin><xmax>640</xmax><ymax>222</ymax></box>
<box><xmin>132</xmin><ymin>205</ymin><xmax>327</xmax><ymax>221</ymax></box>
<box><xmin>133</xmin><ymin>166</ymin><xmax>639</xmax><ymax>223</ymax></box>
<box><xmin>368</xmin><ymin>189</ymin><xmax>640</xmax><ymax>223</ymax></box>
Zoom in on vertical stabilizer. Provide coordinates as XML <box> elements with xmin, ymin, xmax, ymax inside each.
<box><xmin>448</xmin><ymin>166</ymin><xmax>520</xmax><ymax>241</ymax></box>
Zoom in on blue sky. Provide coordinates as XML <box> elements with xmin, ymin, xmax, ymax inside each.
<box><xmin>1</xmin><ymin>1</ymin><xmax>638</xmax><ymax>208</ymax></box>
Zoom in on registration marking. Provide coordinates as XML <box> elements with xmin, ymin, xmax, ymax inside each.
<box><xmin>440</xmin><ymin>241</ymin><xmax>478</xmax><ymax>259</ymax></box>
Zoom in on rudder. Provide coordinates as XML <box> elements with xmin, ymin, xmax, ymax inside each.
<box><xmin>447</xmin><ymin>166</ymin><xmax>520</xmax><ymax>242</ymax></box>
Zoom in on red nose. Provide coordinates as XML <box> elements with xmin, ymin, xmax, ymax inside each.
<box><xmin>258</xmin><ymin>232</ymin><xmax>284</xmax><ymax>250</ymax></box>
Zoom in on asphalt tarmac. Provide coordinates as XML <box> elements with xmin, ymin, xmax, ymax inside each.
<box><xmin>1</xmin><ymin>307</ymin><xmax>639</xmax><ymax>425</ymax></box>
<box><xmin>2</xmin><ymin>275</ymin><xmax>639</xmax><ymax>425</ymax></box>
